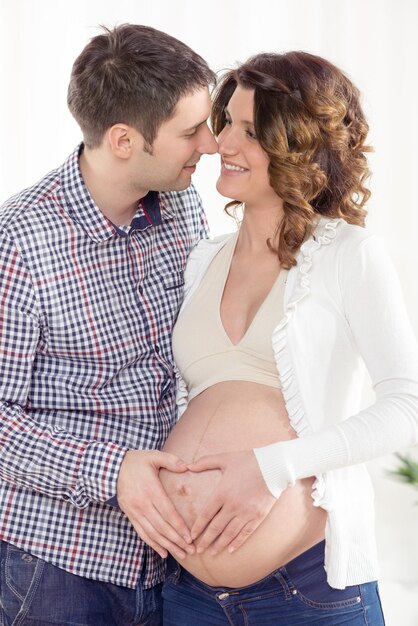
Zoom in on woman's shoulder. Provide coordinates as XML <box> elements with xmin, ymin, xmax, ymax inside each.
<box><xmin>313</xmin><ymin>217</ymin><xmax>377</xmax><ymax>258</ymax></box>
<box><xmin>183</xmin><ymin>232</ymin><xmax>236</xmax><ymax>292</ymax></box>
<box><xmin>316</xmin><ymin>216</ymin><xmax>372</xmax><ymax>242</ymax></box>
<box><xmin>187</xmin><ymin>232</ymin><xmax>235</xmax><ymax>266</ymax></box>
<box><xmin>194</xmin><ymin>232</ymin><xmax>235</xmax><ymax>251</ymax></box>
<box><xmin>311</xmin><ymin>217</ymin><xmax>394</xmax><ymax>289</ymax></box>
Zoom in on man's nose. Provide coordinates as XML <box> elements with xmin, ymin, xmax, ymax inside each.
<box><xmin>199</xmin><ymin>126</ymin><xmax>218</xmax><ymax>155</ymax></box>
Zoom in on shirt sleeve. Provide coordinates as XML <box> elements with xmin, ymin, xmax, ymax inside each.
<box><xmin>0</xmin><ymin>231</ymin><xmax>127</xmax><ymax>508</ymax></box>
<box><xmin>254</xmin><ymin>234</ymin><xmax>418</xmax><ymax>498</ymax></box>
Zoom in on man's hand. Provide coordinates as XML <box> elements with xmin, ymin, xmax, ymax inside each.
<box><xmin>187</xmin><ymin>449</ymin><xmax>277</xmax><ymax>555</ymax></box>
<box><xmin>117</xmin><ymin>450</ymin><xmax>194</xmax><ymax>560</ymax></box>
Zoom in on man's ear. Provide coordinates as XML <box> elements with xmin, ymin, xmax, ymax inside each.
<box><xmin>106</xmin><ymin>124</ymin><xmax>144</xmax><ymax>159</ymax></box>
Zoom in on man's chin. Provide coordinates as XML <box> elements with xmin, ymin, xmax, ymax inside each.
<box><xmin>160</xmin><ymin>177</ymin><xmax>192</xmax><ymax>193</ymax></box>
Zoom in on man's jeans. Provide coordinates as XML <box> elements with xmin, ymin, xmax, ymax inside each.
<box><xmin>162</xmin><ymin>541</ymin><xmax>386</xmax><ymax>625</ymax></box>
<box><xmin>0</xmin><ymin>541</ymin><xmax>162</xmax><ymax>626</ymax></box>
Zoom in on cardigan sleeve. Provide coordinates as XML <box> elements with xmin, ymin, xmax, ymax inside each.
<box><xmin>254</xmin><ymin>234</ymin><xmax>418</xmax><ymax>498</ymax></box>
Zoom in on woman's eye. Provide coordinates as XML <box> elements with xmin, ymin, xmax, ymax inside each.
<box><xmin>246</xmin><ymin>130</ymin><xmax>257</xmax><ymax>139</ymax></box>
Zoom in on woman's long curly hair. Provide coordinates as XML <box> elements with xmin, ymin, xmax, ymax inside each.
<box><xmin>211</xmin><ymin>51</ymin><xmax>372</xmax><ymax>268</ymax></box>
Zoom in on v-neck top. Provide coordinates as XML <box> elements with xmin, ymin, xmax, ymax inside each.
<box><xmin>172</xmin><ymin>232</ymin><xmax>288</xmax><ymax>401</ymax></box>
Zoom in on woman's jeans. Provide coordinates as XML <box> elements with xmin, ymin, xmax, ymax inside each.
<box><xmin>162</xmin><ymin>540</ymin><xmax>386</xmax><ymax>625</ymax></box>
<box><xmin>0</xmin><ymin>540</ymin><xmax>162</xmax><ymax>626</ymax></box>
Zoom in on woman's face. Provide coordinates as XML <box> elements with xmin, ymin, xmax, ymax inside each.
<box><xmin>216</xmin><ymin>86</ymin><xmax>280</xmax><ymax>210</ymax></box>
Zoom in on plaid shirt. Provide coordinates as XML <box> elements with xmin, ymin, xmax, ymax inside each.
<box><xmin>0</xmin><ymin>145</ymin><xmax>208</xmax><ymax>588</ymax></box>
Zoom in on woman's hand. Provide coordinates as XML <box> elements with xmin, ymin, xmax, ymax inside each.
<box><xmin>187</xmin><ymin>449</ymin><xmax>277</xmax><ymax>555</ymax></box>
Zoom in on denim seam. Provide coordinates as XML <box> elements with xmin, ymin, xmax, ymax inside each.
<box><xmin>273</xmin><ymin>570</ymin><xmax>292</xmax><ymax>601</ymax></box>
<box><xmin>220</xmin><ymin>603</ymin><xmax>240</xmax><ymax>626</ymax></box>
<box><xmin>4</xmin><ymin>548</ymin><xmax>24</xmax><ymax>602</ymax></box>
<box><xmin>134</xmin><ymin>576</ymin><xmax>144</xmax><ymax>624</ymax></box>
<box><xmin>360</xmin><ymin>584</ymin><xmax>369</xmax><ymax>626</ymax></box>
<box><xmin>167</xmin><ymin>576</ymin><xmax>215</xmax><ymax>602</ymax></box>
<box><xmin>135</xmin><ymin>583</ymin><xmax>161</xmax><ymax>626</ymax></box>
<box><xmin>294</xmin><ymin>589</ymin><xmax>362</xmax><ymax>610</ymax></box>
<box><xmin>238</xmin><ymin>603</ymin><xmax>249</xmax><ymax>626</ymax></box>
<box><xmin>11</xmin><ymin>559</ymin><xmax>45</xmax><ymax>626</ymax></box>
<box><xmin>229</xmin><ymin>589</ymin><xmax>287</xmax><ymax>606</ymax></box>
<box><xmin>375</xmin><ymin>585</ymin><xmax>386</xmax><ymax>626</ymax></box>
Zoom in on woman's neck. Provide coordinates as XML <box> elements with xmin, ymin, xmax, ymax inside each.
<box><xmin>237</xmin><ymin>202</ymin><xmax>284</xmax><ymax>255</ymax></box>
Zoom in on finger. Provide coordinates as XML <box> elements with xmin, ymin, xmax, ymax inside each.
<box><xmin>206</xmin><ymin>516</ymin><xmax>244</xmax><ymax>555</ymax></box>
<box><xmin>137</xmin><ymin>516</ymin><xmax>189</xmax><ymax>561</ymax></box>
<box><xmin>147</xmin><ymin>502</ymin><xmax>195</xmax><ymax>555</ymax></box>
<box><xmin>152</xmin><ymin>485</ymin><xmax>193</xmax><ymax>544</ymax></box>
<box><xmin>194</xmin><ymin>507</ymin><xmax>231</xmax><ymax>553</ymax></box>
<box><xmin>227</xmin><ymin>519</ymin><xmax>262</xmax><ymax>553</ymax></box>
<box><xmin>190</xmin><ymin>496</ymin><xmax>223</xmax><ymax>541</ymax></box>
<box><xmin>155</xmin><ymin>451</ymin><xmax>188</xmax><ymax>473</ymax></box>
<box><xmin>134</xmin><ymin>521</ymin><xmax>168</xmax><ymax>559</ymax></box>
<box><xmin>187</xmin><ymin>454</ymin><xmax>224</xmax><ymax>473</ymax></box>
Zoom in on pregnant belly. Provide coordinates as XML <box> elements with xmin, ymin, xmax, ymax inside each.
<box><xmin>160</xmin><ymin>381</ymin><xmax>326</xmax><ymax>587</ymax></box>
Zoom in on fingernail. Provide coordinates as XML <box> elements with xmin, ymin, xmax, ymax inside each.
<box><xmin>176</xmin><ymin>552</ymin><xmax>186</xmax><ymax>560</ymax></box>
<box><xmin>228</xmin><ymin>546</ymin><xmax>235</xmax><ymax>553</ymax></box>
<box><xmin>196</xmin><ymin>547</ymin><xmax>204</xmax><ymax>554</ymax></box>
<box><xmin>186</xmin><ymin>545</ymin><xmax>195</xmax><ymax>555</ymax></box>
<box><xmin>183</xmin><ymin>535</ymin><xmax>192</xmax><ymax>544</ymax></box>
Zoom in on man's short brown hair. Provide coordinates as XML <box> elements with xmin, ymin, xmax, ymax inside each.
<box><xmin>68</xmin><ymin>24</ymin><xmax>215</xmax><ymax>150</ymax></box>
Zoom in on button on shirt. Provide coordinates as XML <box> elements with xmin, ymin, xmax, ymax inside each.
<box><xmin>0</xmin><ymin>145</ymin><xmax>208</xmax><ymax>588</ymax></box>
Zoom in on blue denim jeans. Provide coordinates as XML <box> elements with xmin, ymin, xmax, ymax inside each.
<box><xmin>162</xmin><ymin>541</ymin><xmax>386</xmax><ymax>625</ymax></box>
<box><xmin>0</xmin><ymin>540</ymin><xmax>162</xmax><ymax>625</ymax></box>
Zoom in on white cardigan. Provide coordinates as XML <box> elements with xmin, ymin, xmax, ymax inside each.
<box><xmin>175</xmin><ymin>217</ymin><xmax>418</xmax><ymax>589</ymax></box>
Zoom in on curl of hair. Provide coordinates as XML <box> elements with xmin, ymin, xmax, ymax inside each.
<box><xmin>211</xmin><ymin>52</ymin><xmax>372</xmax><ymax>268</ymax></box>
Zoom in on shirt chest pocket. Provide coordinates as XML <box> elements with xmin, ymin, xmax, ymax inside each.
<box><xmin>144</xmin><ymin>267</ymin><xmax>185</xmax><ymax>326</ymax></box>
<box><xmin>161</xmin><ymin>270</ymin><xmax>185</xmax><ymax>292</ymax></box>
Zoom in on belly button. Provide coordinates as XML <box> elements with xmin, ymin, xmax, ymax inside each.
<box><xmin>176</xmin><ymin>483</ymin><xmax>192</xmax><ymax>497</ymax></box>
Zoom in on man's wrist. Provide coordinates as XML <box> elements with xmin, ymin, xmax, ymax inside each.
<box><xmin>79</xmin><ymin>442</ymin><xmax>127</xmax><ymax>503</ymax></box>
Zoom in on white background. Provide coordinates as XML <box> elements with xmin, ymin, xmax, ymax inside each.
<box><xmin>1</xmin><ymin>1</ymin><xmax>418</xmax><ymax>623</ymax></box>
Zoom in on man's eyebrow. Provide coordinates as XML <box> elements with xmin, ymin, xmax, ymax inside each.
<box><xmin>183</xmin><ymin>119</ymin><xmax>208</xmax><ymax>133</ymax></box>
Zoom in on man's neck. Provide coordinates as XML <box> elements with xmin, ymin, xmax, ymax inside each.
<box><xmin>79</xmin><ymin>148</ymin><xmax>148</xmax><ymax>226</ymax></box>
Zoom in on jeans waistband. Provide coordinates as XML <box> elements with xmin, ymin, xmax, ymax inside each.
<box><xmin>283</xmin><ymin>539</ymin><xmax>326</xmax><ymax>580</ymax></box>
<box><xmin>167</xmin><ymin>539</ymin><xmax>327</xmax><ymax>593</ymax></box>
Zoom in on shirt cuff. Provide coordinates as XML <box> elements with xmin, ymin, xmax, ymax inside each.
<box><xmin>79</xmin><ymin>441</ymin><xmax>127</xmax><ymax>503</ymax></box>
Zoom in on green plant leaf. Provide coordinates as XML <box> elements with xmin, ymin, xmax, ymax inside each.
<box><xmin>389</xmin><ymin>453</ymin><xmax>418</xmax><ymax>488</ymax></box>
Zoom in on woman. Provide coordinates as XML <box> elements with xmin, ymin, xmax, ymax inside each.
<box><xmin>160</xmin><ymin>51</ymin><xmax>418</xmax><ymax>624</ymax></box>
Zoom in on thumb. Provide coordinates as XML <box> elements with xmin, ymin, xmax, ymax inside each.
<box><xmin>155</xmin><ymin>451</ymin><xmax>188</xmax><ymax>472</ymax></box>
<box><xmin>187</xmin><ymin>454</ymin><xmax>224</xmax><ymax>473</ymax></box>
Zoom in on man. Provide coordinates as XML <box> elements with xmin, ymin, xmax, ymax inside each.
<box><xmin>0</xmin><ymin>23</ymin><xmax>216</xmax><ymax>624</ymax></box>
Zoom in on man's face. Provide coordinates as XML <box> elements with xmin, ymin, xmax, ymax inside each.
<box><xmin>129</xmin><ymin>86</ymin><xmax>217</xmax><ymax>193</ymax></box>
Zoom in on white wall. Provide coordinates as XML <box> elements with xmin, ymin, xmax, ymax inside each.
<box><xmin>1</xmin><ymin>1</ymin><xmax>418</xmax><ymax>623</ymax></box>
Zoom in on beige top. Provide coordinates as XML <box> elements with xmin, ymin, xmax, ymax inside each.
<box><xmin>173</xmin><ymin>232</ymin><xmax>288</xmax><ymax>401</ymax></box>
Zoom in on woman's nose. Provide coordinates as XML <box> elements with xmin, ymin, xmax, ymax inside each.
<box><xmin>217</xmin><ymin>128</ymin><xmax>238</xmax><ymax>156</ymax></box>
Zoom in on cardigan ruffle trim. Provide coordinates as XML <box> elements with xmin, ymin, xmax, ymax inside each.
<box><xmin>271</xmin><ymin>218</ymin><xmax>344</xmax><ymax>509</ymax></box>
